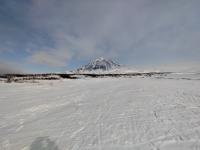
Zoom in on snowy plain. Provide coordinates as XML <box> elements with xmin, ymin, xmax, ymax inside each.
<box><xmin>0</xmin><ymin>75</ymin><xmax>200</xmax><ymax>150</ymax></box>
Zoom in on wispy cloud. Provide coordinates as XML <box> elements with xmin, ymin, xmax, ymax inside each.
<box><xmin>0</xmin><ymin>61</ymin><xmax>24</xmax><ymax>74</ymax></box>
<box><xmin>29</xmin><ymin>49</ymin><xmax>71</xmax><ymax>67</ymax></box>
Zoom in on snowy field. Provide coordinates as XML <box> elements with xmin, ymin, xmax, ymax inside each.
<box><xmin>0</xmin><ymin>75</ymin><xmax>200</xmax><ymax>150</ymax></box>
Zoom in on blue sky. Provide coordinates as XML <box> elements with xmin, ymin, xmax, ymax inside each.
<box><xmin>0</xmin><ymin>0</ymin><xmax>200</xmax><ymax>73</ymax></box>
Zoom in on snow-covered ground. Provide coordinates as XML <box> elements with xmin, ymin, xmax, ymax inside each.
<box><xmin>0</xmin><ymin>75</ymin><xmax>200</xmax><ymax>150</ymax></box>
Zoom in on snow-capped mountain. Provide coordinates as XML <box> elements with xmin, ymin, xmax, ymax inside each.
<box><xmin>70</xmin><ymin>57</ymin><xmax>144</xmax><ymax>74</ymax></box>
<box><xmin>75</xmin><ymin>57</ymin><xmax>121</xmax><ymax>73</ymax></box>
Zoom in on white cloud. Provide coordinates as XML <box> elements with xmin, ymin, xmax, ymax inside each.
<box><xmin>28</xmin><ymin>0</ymin><xmax>200</xmax><ymax>63</ymax></box>
<box><xmin>29</xmin><ymin>49</ymin><xmax>72</xmax><ymax>67</ymax></box>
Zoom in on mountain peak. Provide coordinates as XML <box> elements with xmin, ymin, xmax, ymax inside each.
<box><xmin>95</xmin><ymin>57</ymin><xmax>105</xmax><ymax>61</ymax></box>
<box><xmin>76</xmin><ymin>57</ymin><xmax>121</xmax><ymax>73</ymax></box>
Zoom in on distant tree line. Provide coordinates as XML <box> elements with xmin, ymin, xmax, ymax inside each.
<box><xmin>0</xmin><ymin>72</ymin><xmax>170</xmax><ymax>83</ymax></box>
